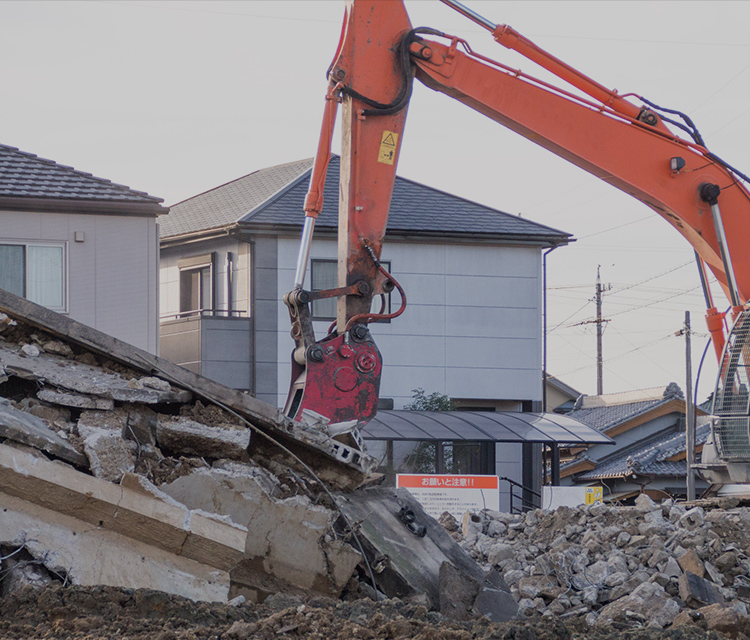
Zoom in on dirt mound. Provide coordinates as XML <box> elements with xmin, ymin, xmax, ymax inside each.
<box><xmin>0</xmin><ymin>584</ymin><xmax>731</xmax><ymax>640</ymax></box>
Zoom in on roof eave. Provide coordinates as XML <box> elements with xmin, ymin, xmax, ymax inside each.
<box><xmin>160</xmin><ymin>224</ymin><xmax>239</xmax><ymax>247</ymax></box>
<box><xmin>0</xmin><ymin>196</ymin><xmax>168</xmax><ymax>217</ymax></box>
<box><xmin>235</xmin><ymin>222</ymin><xmax>573</xmax><ymax>247</ymax></box>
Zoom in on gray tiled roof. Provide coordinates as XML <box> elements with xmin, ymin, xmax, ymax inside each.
<box><xmin>0</xmin><ymin>144</ymin><xmax>163</xmax><ymax>204</ymax></box>
<box><xmin>566</xmin><ymin>383</ymin><xmax>684</xmax><ymax>434</ymax></box>
<box><xmin>161</xmin><ymin>156</ymin><xmax>571</xmax><ymax>245</ymax></box>
<box><xmin>160</xmin><ymin>158</ymin><xmax>312</xmax><ymax>238</ymax></box>
<box><xmin>575</xmin><ymin>421</ymin><xmax>711</xmax><ymax>480</ymax></box>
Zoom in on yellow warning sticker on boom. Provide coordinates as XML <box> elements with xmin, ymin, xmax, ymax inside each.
<box><xmin>378</xmin><ymin>130</ymin><xmax>399</xmax><ymax>165</ymax></box>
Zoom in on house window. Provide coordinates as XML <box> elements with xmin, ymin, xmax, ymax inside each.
<box><xmin>0</xmin><ymin>243</ymin><xmax>65</xmax><ymax>310</ymax></box>
<box><xmin>178</xmin><ymin>253</ymin><xmax>215</xmax><ymax>316</ymax></box>
<box><xmin>310</xmin><ymin>258</ymin><xmax>391</xmax><ymax>321</ymax></box>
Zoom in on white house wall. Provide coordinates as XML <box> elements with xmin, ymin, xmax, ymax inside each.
<box><xmin>2</xmin><ymin>210</ymin><xmax>159</xmax><ymax>353</ymax></box>
<box><xmin>276</xmin><ymin>236</ymin><xmax>543</xmax><ymax>410</ymax></box>
<box><xmin>159</xmin><ymin>237</ymin><xmax>250</xmax><ymax>321</ymax></box>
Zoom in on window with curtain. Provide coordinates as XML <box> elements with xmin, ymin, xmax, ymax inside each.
<box><xmin>310</xmin><ymin>258</ymin><xmax>392</xmax><ymax>321</ymax></box>
<box><xmin>0</xmin><ymin>243</ymin><xmax>65</xmax><ymax>309</ymax></box>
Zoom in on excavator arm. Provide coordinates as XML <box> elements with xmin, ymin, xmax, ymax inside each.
<box><xmin>284</xmin><ymin>0</ymin><xmax>750</xmax><ymax>429</ymax></box>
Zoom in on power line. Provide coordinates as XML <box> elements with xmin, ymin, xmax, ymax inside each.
<box><xmin>606</xmin><ymin>260</ymin><xmax>693</xmax><ymax>296</ymax></box>
<box><xmin>547</xmin><ymin>299</ymin><xmax>593</xmax><ymax>334</ymax></box>
<box><xmin>607</xmin><ymin>285</ymin><xmax>702</xmax><ymax>317</ymax></box>
<box><xmin>692</xmin><ymin>60</ymin><xmax>750</xmax><ymax>113</ymax></box>
<box><xmin>578</xmin><ymin>215</ymin><xmax>653</xmax><ymax>240</ymax></box>
<box><xmin>101</xmin><ymin>1</ymin><xmax>339</xmax><ymax>23</ymax></box>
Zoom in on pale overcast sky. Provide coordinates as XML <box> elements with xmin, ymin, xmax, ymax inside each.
<box><xmin>3</xmin><ymin>1</ymin><xmax>750</xmax><ymax>401</ymax></box>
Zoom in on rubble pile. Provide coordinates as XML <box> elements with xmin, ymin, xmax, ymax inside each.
<box><xmin>453</xmin><ymin>494</ymin><xmax>750</xmax><ymax>634</ymax></box>
<box><xmin>0</xmin><ymin>300</ymin><xmax>518</xmax><ymax>622</ymax></box>
<box><xmin>0</xmin><ymin>313</ymin><xmax>367</xmax><ymax>604</ymax></box>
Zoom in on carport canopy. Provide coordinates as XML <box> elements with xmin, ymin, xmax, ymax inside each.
<box><xmin>360</xmin><ymin>410</ymin><xmax>613</xmax><ymax>446</ymax></box>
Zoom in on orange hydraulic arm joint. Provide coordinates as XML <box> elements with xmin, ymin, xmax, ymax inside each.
<box><xmin>283</xmin><ymin>1</ymin><xmax>412</xmax><ymax>425</ymax></box>
<box><xmin>427</xmin><ymin>0</ymin><xmax>750</xmax><ymax>360</ymax></box>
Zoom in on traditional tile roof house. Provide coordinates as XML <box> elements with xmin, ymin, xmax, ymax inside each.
<box><xmin>0</xmin><ymin>144</ymin><xmax>167</xmax><ymax>352</ymax></box>
<box><xmin>560</xmin><ymin>383</ymin><xmax>710</xmax><ymax>500</ymax></box>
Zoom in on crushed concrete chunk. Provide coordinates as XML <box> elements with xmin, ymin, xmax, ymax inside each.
<box><xmin>41</xmin><ymin>340</ymin><xmax>74</xmax><ymax>357</ymax></box>
<box><xmin>156</xmin><ymin>417</ymin><xmax>250</xmax><ymax>461</ymax></box>
<box><xmin>439</xmin><ymin>561</ymin><xmax>480</xmax><ymax>620</ymax></box>
<box><xmin>160</xmin><ymin>467</ymin><xmax>360</xmax><ymax>599</ymax></box>
<box><xmin>78</xmin><ymin>424</ymin><xmax>135</xmax><ymax>483</ymax></box>
<box><xmin>20</xmin><ymin>344</ymin><xmax>40</xmax><ymax>358</ymax></box>
<box><xmin>141</xmin><ymin>376</ymin><xmax>172</xmax><ymax>392</ymax></box>
<box><xmin>0</xmin><ymin>399</ymin><xmax>87</xmax><ymax>467</ymax></box>
<box><xmin>0</xmin><ymin>312</ymin><xmax>14</xmax><ymax>332</ymax></box>
<box><xmin>679</xmin><ymin>571</ymin><xmax>725</xmax><ymax>608</ymax></box>
<box><xmin>678</xmin><ymin>548</ymin><xmax>706</xmax><ymax>578</ymax></box>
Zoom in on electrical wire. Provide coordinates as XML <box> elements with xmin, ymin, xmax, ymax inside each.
<box><xmin>605</xmin><ymin>261</ymin><xmax>693</xmax><ymax>297</ymax></box>
<box><xmin>547</xmin><ymin>299</ymin><xmax>593</xmax><ymax>334</ymax></box>
<box><xmin>607</xmin><ymin>285</ymin><xmax>702</xmax><ymax>318</ymax></box>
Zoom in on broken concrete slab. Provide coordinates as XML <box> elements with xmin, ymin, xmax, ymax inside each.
<box><xmin>37</xmin><ymin>388</ymin><xmax>115</xmax><ymax>411</ymax></box>
<box><xmin>78</xmin><ymin>406</ymin><xmax>158</xmax><ymax>447</ymax></box>
<box><xmin>1</xmin><ymin>341</ymin><xmax>192</xmax><ymax>405</ymax></box>
<box><xmin>333</xmin><ymin>487</ymin><xmax>518</xmax><ymax>621</ymax></box>
<box><xmin>160</xmin><ymin>467</ymin><xmax>278</xmax><ymax>523</ymax></box>
<box><xmin>0</xmin><ymin>443</ymin><xmax>246</xmax><ymax>571</ymax></box>
<box><xmin>156</xmin><ymin>416</ymin><xmax>251</xmax><ymax>461</ymax></box>
<box><xmin>0</xmin><ymin>398</ymin><xmax>87</xmax><ymax>467</ymax></box>
<box><xmin>159</xmin><ymin>467</ymin><xmax>361</xmax><ymax>600</ymax></box>
<box><xmin>0</xmin><ymin>288</ymin><xmax>371</xmax><ymax>488</ymax></box>
<box><xmin>77</xmin><ymin>424</ymin><xmax>136</xmax><ymax>483</ymax></box>
<box><xmin>0</xmin><ymin>493</ymin><xmax>232</xmax><ymax>603</ymax></box>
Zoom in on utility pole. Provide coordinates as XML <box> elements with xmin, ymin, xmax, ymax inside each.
<box><xmin>596</xmin><ymin>267</ymin><xmax>604</xmax><ymax>395</ymax></box>
<box><xmin>684</xmin><ymin>311</ymin><xmax>696</xmax><ymax>500</ymax></box>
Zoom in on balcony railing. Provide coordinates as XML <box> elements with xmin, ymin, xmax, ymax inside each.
<box><xmin>160</xmin><ymin>308</ymin><xmax>248</xmax><ymax>321</ymax></box>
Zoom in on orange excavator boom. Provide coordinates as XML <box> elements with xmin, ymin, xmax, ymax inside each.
<box><xmin>284</xmin><ymin>0</ymin><xmax>750</xmax><ymax>427</ymax></box>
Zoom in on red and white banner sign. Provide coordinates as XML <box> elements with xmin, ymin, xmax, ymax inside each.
<box><xmin>397</xmin><ymin>474</ymin><xmax>499</xmax><ymax>519</ymax></box>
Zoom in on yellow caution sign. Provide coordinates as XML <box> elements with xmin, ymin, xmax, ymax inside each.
<box><xmin>378</xmin><ymin>130</ymin><xmax>398</xmax><ymax>165</ymax></box>
<box><xmin>585</xmin><ymin>486</ymin><xmax>603</xmax><ymax>504</ymax></box>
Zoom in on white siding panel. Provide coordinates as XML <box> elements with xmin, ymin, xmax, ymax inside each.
<box><xmin>271</xmin><ymin>235</ymin><xmax>545</xmax><ymax>408</ymax></box>
<box><xmin>40</xmin><ymin>213</ymin><xmax>70</xmax><ymax>239</ymax></box>
<box><xmin>384</xmin><ymin>243</ymin><xmax>445</xmax><ymax>275</ymax></box>
<box><xmin>446</xmin><ymin>275</ymin><xmax>537</xmax><ymax>308</ymax></box>
<box><xmin>446</xmin><ymin>366</ymin><xmax>540</xmax><ymax>399</ymax></box>
<box><xmin>1</xmin><ymin>211</ymin><xmax>43</xmax><ymax>239</ymax></box>
<box><xmin>380</xmin><ymin>366</ymin><xmax>447</xmax><ymax>409</ymax></box>
<box><xmin>444</xmin><ymin>336</ymin><xmax>538</xmax><ymax>369</ymax></box>
<box><xmin>445</xmin><ymin>306</ymin><xmax>539</xmax><ymax>339</ymax></box>
<box><xmin>94</xmin><ymin>217</ymin><xmax>151</xmax><ymax>350</ymax></box>
<box><xmin>396</xmin><ymin>273</ymin><xmax>445</xmax><ymax>306</ymax></box>
<box><xmin>67</xmin><ymin>215</ymin><xmax>99</xmax><ymax>322</ymax></box>
<box><xmin>369</xmin><ymin>304</ymin><xmax>445</xmax><ymax>337</ymax></box>
<box><xmin>378</xmin><ymin>335</ymin><xmax>446</xmax><ymax>367</ymax></box>
<box><xmin>445</xmin><ymin>245</ymin><xmax>539</xmax><ymax>276</ymax></box>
